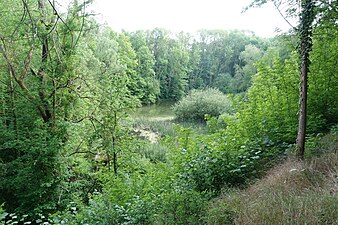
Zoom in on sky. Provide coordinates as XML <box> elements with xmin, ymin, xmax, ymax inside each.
<box><xmin>88</xmin><ymin>0</ymin><xmax>296</xmax><ymax>38</ymax></box>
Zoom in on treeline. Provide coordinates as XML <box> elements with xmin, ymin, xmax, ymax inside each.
<box><xmin>126</xmin><ymin>29</ymin><xmax>270</xmax><ymax>101</ymax></box>
<box><xmin>136</xmin><ymin>28</ymin><xmax>272</xmax><ymax>101</ymax></box>
<box><xmin>83</xmin><ymin>27</ymin><xmax>272</xmax><ymax>104</ymax></box>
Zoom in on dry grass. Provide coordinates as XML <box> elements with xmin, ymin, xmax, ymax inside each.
<box><xmin>235</xmin><ymin>157</ymin><xmax>337</xmax><ymax>225</ymax></box>
<box><xmin>206</xmin><ymin>133</ymin><xmax>338</xmax><ymax>225</ymax></box>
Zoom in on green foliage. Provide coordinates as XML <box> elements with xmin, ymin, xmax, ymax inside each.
<box><xmin>307</xmin><ymin>24</ymin><xmax>338</xmax><ymax>131</ymax></box>
<box><xmin>47</xmin><ymin>160</ymin><xmax>208</xmax><ymax>225</ymax></box>
<box><xmin>187</xmin><ymin>30</ymin><xmax>267</xmax><ymax>94</ymax></box>
<box><xmin>173</xmin><ymin>88</ymin><xmax>232</xmax><ymax>122</ymax></box>
<box><xmin>169</xmin><ymin>50</ymin><xmax>301</xmax><ymax>193</ymax></box>
<box><xmin>126</xmin><ymin>30</ymin><xmax>162</xmax><ymax>104</ymax></box>
<box><xmin>0</xmin><ymin>124</ymin><xmax>65</xmax><ymax>216</ymax></box>
<box><xmin>236</xmin><ymin>50</ymin><xmax>299</xmax><ymax>144</ymax></box>
<box><xmin>206</xmin><ymin>113</ymin><xmax>236</xmax><ymax>133</ymax></box>
<box><xmin>231</xmin><ymin>44</ymin><xmax>262</xmax><ymax>92</ymax></box>
<box><xmin>145</xmin><ymin>28</ymin><xmax>190</xmax><ymax>100</ymax></box>
<box><xmin>0</xmin><ymin>0</ymin><xmax>336</xmax><ymax>223</ymax></box>
<box><xmin>171</xmin><ymin>125</ymin><xmax>281</xmax><ymax>193</ymax></box>
<box><xmin>131</xmin><ymin>29</ymin><xmax>270</xmax><ymax>100</ymax></box>
<box><xmin>152</xmin><ymin>189</ymin><xmax>206</xmax><ymax>225</ymax></box>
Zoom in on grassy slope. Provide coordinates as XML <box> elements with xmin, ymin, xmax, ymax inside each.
<box><xmin>206</xmin><ymin>133</ymin><xmax>338</xmax><ymax>225</ymax></box>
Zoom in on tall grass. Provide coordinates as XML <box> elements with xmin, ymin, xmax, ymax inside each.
<box><xmin>138</xmin><ymin>142</ymin><xmax>169</xmax><ymax>163</ymax></box>
<box><xmin>235</xmin><ymin>158</ymin><xmax>337</xmax><ymax>225</ymax></box>
<box><xmin>206</xmin><ymin>133</ymin><xmax>338</xmax><ymax>225</ymax></box>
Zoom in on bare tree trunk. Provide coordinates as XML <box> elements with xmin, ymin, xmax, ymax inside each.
<box><xmin>296</xmin><ymin>0</ymin><xmax>315</xmax><ymax>160</ymax></box>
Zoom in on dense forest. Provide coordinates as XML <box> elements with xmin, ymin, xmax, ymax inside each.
<box><xmin>0</xmin><ymin>0</ymin><xmax>337</xmax><ymax>224</ymax></box>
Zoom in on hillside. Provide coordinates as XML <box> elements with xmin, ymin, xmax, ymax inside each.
<box><xmin>206</xmin><ymin>132</ymin><xmax>338</xmax><ymax>224</ymax></box>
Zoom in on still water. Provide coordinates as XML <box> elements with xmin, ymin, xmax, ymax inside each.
<box><xmin>131</xmin><ymin>101</ymin><xmax>176</xmax><ymax>121</ymax></box>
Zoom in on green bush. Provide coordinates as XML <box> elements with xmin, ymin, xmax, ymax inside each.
<box><xmin>170</xmin><ymin>124</ymin><xmax>287</xmax><ymax>194</ymax></box>
<box><xmin>173</xmin><ymin>88</ymin><xmax>232</xmax><ymax>122</ymax></box>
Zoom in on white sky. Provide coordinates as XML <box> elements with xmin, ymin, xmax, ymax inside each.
<box><xmin>88</xmin><ymin>0</ymin><xmax>296</xmax><ymax>37</ymax></box>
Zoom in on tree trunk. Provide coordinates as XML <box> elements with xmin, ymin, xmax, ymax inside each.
<box><xmin>296</xmin><ymin>49</ymin><xmax>308</xmax><ymax>160</ymax></box>
<box><xmin>38</xmin><ymin>0</ymin><xmax>53</xmax><ymax>125</ymax></box>
<box><xmin>296</xmin><ymin>0</ymin><xmax>315</xmax><ymax>160</ymax></box>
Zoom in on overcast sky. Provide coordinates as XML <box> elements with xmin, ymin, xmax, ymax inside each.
<box><xmin>88</xmin><ymin>0</ymin><xmax>296</xmax><ymax>37</ymax></box>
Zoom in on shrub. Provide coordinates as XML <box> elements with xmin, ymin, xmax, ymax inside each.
<box><xmin>173</xmin><ymin>88</ymin><xmax>232</xmax><ymax>122</ymax></box>
<box><xmin>171</xmin><ymin>125</ymin><xmax>282</xmax><ymax>193</ymax></box>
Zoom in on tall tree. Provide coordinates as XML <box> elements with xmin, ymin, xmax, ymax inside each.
<box><xmin>247</xmin><ymin>0</ymin><xmax>321</xmax><ymax>159</ymax></box>
<box><xmin>296</xmin><ymin>0</ymin><xmax>315</xmax><ymax>159</ymax></box>
<box><xmin>0</xmin><ymin>0</ymin><xmax>92</xmax><ymax>215</ymax></box>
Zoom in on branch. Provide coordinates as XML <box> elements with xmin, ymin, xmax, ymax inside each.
<box><xmin>21</xmin><ymin>0</ymin><xmax>37</xmax><ymax>43</ymax></box>
<box><xmin>46</xmin><ymin>0</ymin><xmax>72</xmax><ymax>32</ymax></box>
<box><xmin>51</xmin><ymin>18</ymin><xmax>62</xmax><ymax>65</ymax></box>
<box><xmin>0</xmin><ymin>78</ymin><xmax>37</xmax><ymax>105</ymax></box>
<box><xmin>21</xmin><ymin>47</ymin><xmax>34</xmax><ymax>80</ymax></box>
<box><xmin>1</xmin><ymin>37</ymin><xmax>50</xmax><ymax>122</ymax></box>
<box><xmin>68</xmin><ymin>139</ymin><xmax>96</xmax><ymax>156</ymax></box>
<box><xmin>68</xmin><ymin>150</ymin><xmax>96</xmax><ymax>157</ymax></box>
<box><xmin>273</xmin><ymin>1</ymin><xmax>297</xmax><ymax>30</ymax></box>
<box><xmin>71</xmin><ymin>115</ymin><xmax>93</xmax><ymax>123</ymax></box>
<box><xmin>0</xmin><ymin>38</ymin><xmax>19</xmax><ymax>83</ymax></box>
<box><xmin>319</xmin><ymin>0</ymin><xmax>338</xmax><ymax>15</ymax></box>
<box><xmin>11</xmin><ymin>0</ymin><xmax>28</xmax><ymax>38</ymax></box>
<box><xmin>73</xmin><ymin>0</ymin><xmax>87</xmax><ymax>48</ymax></box>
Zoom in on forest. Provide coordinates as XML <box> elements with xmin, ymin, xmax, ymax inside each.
<box><xmin>0</xmin><ymin>0</ymin><xmax>337</xmax><ymax>224</ymax></box>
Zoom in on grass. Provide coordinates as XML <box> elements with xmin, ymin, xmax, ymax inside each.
<box><xmin>205</xmin><ymin>133</ymin><xmax>338</xmax><ymax>225</ymax></box>
<box><xmin>138</xmin><ymin>142</ymin><xmax>169</xmax><ymax>163</ymax></box>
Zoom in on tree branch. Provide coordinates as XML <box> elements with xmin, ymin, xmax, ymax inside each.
<box><xmin>273</xmin><ymin>1</ymin><xmax>297</xmax><ymax>30</ymax></box>
<box><xmin>21</xmin><ymin>47</ymin><xmax>34</xmax><ymax>80</ymax></box>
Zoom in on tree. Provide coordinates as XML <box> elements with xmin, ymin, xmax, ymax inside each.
<box><xmin>0</xmin><ymin>0</ymin><xmax>93</xmax><ymax>215</ymax></box>
<box><xmin>296</xmin><ymin>0</ymin><xmax>315</xmax><ymax>159</ymax></box>
<box><xmin>186</xmin><ymin>30</ymin><xmax>267</xmax><ymax>93</ymax></box>
<box><xmin>127</xmin><ymin>31</ymin><xmax>160</xmax><ymax>104</ymax></box>
<box><xmin>166</xmin><ymin>41</ymin><xmax>189</xmax><ymax>100</ymax></box>
<box><xmin>146</xmin><ymin>28</ymin><xmax>189</xmax><ymax>100</ymax></box>
<box><xmin>247</xmin><ymin>0</ymin><xmax>320</xmax><ymax>159</ymax></box>
<box><xmin>308</xmin><ymin>4</ymin><xmax>338</xmax><ymax>131</ymax></box>
<box><xmin>231</xmin><ymin>44</ymin><xmax>263</xmax><ymax>92</ymax></box>
<box><xmin>79</xmin><ymin>26</ymin><xmax>138</xmax><ymax>174</ymax></box>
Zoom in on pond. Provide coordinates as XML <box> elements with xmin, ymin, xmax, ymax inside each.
<box><xmin>131</xmin><ymin>101</ymin><xmax>176</xmax><ymax>121</ymax></box>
